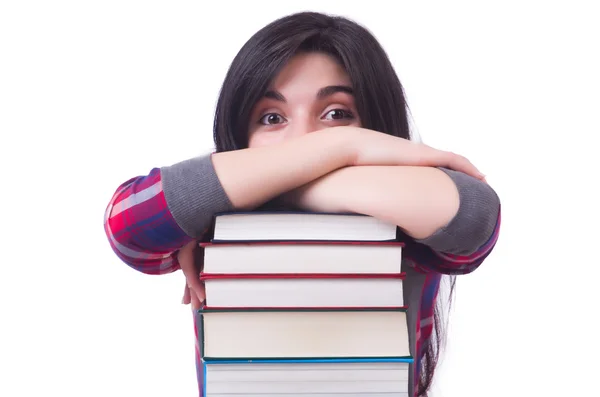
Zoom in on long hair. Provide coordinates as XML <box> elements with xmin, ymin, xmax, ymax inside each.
<box><xmin>212</xmin><ymin>11</ymin><xmax>452</xmax><ymax>396</ymax></box>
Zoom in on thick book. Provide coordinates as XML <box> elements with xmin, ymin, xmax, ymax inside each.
<box><xmin>201</xmin><ymin>358</ymin><xmax>411</xmax><ymax>396</ymax></box>
<box><xmin>200</xmin><ymin>241</ymin><xmax>404</xmax><ymax>274</ymax></box>
<box><xmin>211</xmin><ymin>212</ymin><xmax>398</xmax><ymax>242</ymax></box>
<box><xmin>197</xmin><ymin>307</ymin><xmax>410</xmax><ymax>360</ymax></box>
<box><xmin>200</xmin><ymin>273</ymin><xmax>405</xmax><ymax>308</ymax></box>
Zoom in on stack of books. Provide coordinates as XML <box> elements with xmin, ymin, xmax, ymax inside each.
<box><xmin>196</xmin><ymin>211</ymin><xmax>413</xmax><ymax>397</ymax></box>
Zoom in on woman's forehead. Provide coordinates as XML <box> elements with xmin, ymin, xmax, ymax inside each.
<box><xmin>268</xmin><ymin>52</ymin><xmax>351</xmax><ymax>94</ymax></box>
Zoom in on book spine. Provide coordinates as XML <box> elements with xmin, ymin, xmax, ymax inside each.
<box><xmin>200</xmin><ymin>241</ymin><xmax>405</xmax><ymax>247</ymax></box>
<box><xmin>199</xmin><ymin>272</ymin><xmax>406</xmax><ymax>280</ymax></box>
<box><xmin>203</xmin><ymin>357</ymin><xmax>414</xmax><ymax>364</ymax></box>
<box><xmin>198</xmin><ymin>306</ymin><xmax>408</xmax><ymax>313</ymax></box>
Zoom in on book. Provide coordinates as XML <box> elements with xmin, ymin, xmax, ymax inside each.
<box><xmin>198</xmin><ymin>307</ymin><xmax>410</xmax><ymax>360</ymax></box>
<box><xmin>198</xmin><ymin>211</ymin><xmax>412</xmax><ymax>396</ymax></box>
<box><xmin>201</xmin><ymin>241</ymin><xmax>404</xmax><ymax>274</ymax></box>
<box><xmin>200</xmin><ymin>273</ymin><xmax>405</xmax><ymax>307</ymax></box>
<box><xmin>202</xmin><ymin>358</ymin><xmax>411</xmax><ymax>396</ymax></box>
<box><xmin>212</xmin><ymin>212</ymin><xmax>398</xmax><ymax>242</ymax></box>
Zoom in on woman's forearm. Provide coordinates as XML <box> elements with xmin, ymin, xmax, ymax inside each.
<box><xmin>289</xmin><ymin>165</ymin><xmax>461</xmax><ymax>240</ymax></box>
<box><xmin>211</xmin><ymin>128</ymin><xmax>355</xmax><ymax>210</ymax></box>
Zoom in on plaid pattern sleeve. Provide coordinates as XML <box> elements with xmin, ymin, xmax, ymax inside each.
<box><xmin>103</xmin><ymin>168</ymin><xmax>194</xmax><ymax>275</ymax></box>
<box><xmin>407</xmin><ymin>205</ymin><xmax>501</xmax><ymax>394</ymax></box>
<box><xmin>405</xmin><ymin>205</ymin><xmax>501</xmax><ymax>275</ymax></box>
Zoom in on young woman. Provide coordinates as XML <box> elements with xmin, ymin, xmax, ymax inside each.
<box><xmin>104</xmin><ymin>11</ymin><xmax>501</xmax><ymax>397</ymax></box>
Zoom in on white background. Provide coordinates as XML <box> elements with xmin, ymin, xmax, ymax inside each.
<box><xmin>1</xmin><ymin>1</ymin><xmax>598</xmax><ymax>396</ymax></box>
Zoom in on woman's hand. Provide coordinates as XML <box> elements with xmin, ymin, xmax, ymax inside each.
<box><xmin>343</xmin><ymin>127</ymin><xmax>485</xmax><ymax>181</ymax></box>
<box><xmin>178</xmin><ymin>240</ymin><xmax>204</xmax><ymax>311</ymax></box>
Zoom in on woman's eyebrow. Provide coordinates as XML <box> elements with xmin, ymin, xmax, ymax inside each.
<box><xmin>317</xmin><ymin>85</ymin><xmax>354</xmax><ymax>99</ymax></box>
<box><xmin>264</xmin><ymin>90</ymin><xmax>286</xmax><ymax>102</ymax></box>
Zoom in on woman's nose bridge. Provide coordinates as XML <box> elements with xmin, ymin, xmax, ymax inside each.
<box><xmin>290</xmin><ymin>111</ymin><xmax>321</xmax><ymax>136</ymax></box>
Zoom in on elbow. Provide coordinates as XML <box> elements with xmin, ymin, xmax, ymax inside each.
<box><xmin>455</xmin><ymin>181</ymin><xmax>500</xmax><ymax>256</ymax></box>
<box><xmin>103</xmin><ymin>179</ymin><xmax>183</xmax><ymax>276</ymax></box>
<box><xmin>103</xmin><ymin>206</ymin><xmax>174</xmax><ymax>276</ymax></box>
<box><xmin>418</xmin><ymin>169</ymin><xmax>501</xmax><ymax>256</ymax></box>
<box><xmin>104</xmin><ymin>214</ymin><xmax>180</xmax><ymax>276</ymax></box>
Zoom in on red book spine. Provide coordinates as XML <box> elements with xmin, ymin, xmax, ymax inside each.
<box><xmin>199</xmin><ymin>241</ymin><xmax>405</xmax><ymax>247</ymax></box>
<box><xmin>199</xmin><ymin>272</ymin><xmax>406</xmax><ymax>281</ymax></box>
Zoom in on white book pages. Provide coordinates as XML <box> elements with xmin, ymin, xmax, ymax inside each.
<box><xmin>204</xmin><ymin>277</ymin><xmax>404</xmax><ymax>307</ymax></box>
<box><xmin>213</xmin><ymin>213</ymin><xmax>397</xmax><ymax>241</ymax></box>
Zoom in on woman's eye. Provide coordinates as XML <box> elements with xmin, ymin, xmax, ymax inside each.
<box><xmin>259</xmin><ymin>113</ymin><xmax>286</xmax><ymax>125</ymax></box>
<box><xmin>323</xmin><ymin>109</ymin><xmax>353</xmax><ymax>120</ymax></box>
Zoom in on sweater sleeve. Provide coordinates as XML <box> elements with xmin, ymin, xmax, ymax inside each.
<box><xmin>404</xmin><ymin>168</ymin><xmax>501</xmax><ymax>275</ymax></box>
<box><xmin>103</xmin><ymin>154</ymin><xmax>235</xmax><ymax>275</ymax></box>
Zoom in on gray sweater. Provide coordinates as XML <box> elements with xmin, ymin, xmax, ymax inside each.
<box><xmin>161</xmin><ymin>156</ymin><xmax>500</xmax><ymax>255</ymax></box>
<box><xmin>160</xmin><ymin>155</ymin><xmax>501</xmax><ymax>396</ymax></box>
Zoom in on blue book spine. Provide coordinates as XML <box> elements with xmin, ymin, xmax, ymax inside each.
<box><xmin>203</xmin><ymin>357</ymin><xmax>413</xmax><ymax>364</ymax></box>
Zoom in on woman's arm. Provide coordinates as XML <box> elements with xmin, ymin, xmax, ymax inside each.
<box><xmin>283</xmin><ymin>165</ymin><xmax>501</xmax><ymax>272</ymax></box>
<box><xmin>165</xmin><ymin>128</ymin><xmax>355</xmax><ymax>238</ymax></box>
<box><xmin>104</xmin><ymin>129</ymin><xmax>354</xmax><ymax>275</ymax></box>
<box><xmin>104</xmin><ymin>127</ymin><xmax>487</xmax><ymax>282</ymax></box>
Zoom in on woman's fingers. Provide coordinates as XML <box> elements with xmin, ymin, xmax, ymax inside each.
<box><xmin>182</xmin><ymin>283</ymin><xmax>191</xmax><ymax>304</ymax></box>
<box><xmin>190</xmin><ymin>286</ymin><xmax>203</xmax><ymax>310</ymax></box>
<box><xmin>445</xmin><ymin>151</ymin><xmax>485</xmax><ymax>180</ymax></box>
<box><xmin>177</xmin><ymin>240</ymin><xmax>205</xmax><ymax>306</ymax></box>
<box><xmin>182</xmin><ymin>283</ymin><xmax>204</xmax><ymax>310</ymax></box>
<box><xmin>419</xmin><ymin>146</ymin><xmax>485</xmax><ymax>181</ymax></box>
